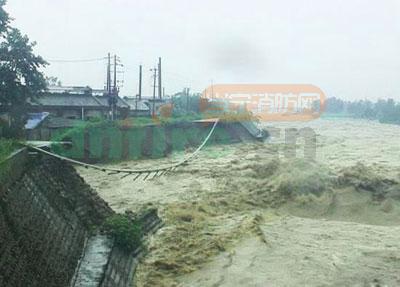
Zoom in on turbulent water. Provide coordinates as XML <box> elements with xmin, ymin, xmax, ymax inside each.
<box><xmin>77</xmin><ymin>118</ymin><xmax>400</xmax><ymax>287</ymax></box>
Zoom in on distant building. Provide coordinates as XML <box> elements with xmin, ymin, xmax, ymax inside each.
<box><xmin>121</xmin><ymin>96</ymin><xmax>172</xmax><ymax>117</ymax></box>
<box><xmin>122</xmin><ymin>97</ymin><xmax>151</xmax><ymax>117</ymax></box>
<box><xmin>93</xmin><ymin>95</ymin><xmax>130</xmax><ymax>119</ymax></box>
<box><xmin>28</xmin><ymin>86</ymin><xmax>131</xmax><ymax>120</ymax></box>
<box><xmin>146</xmin><ymin>98</ymin><xmax>170</xmax><ymax>116</ymax></box>
<box><xmin>24</xmin><ymin>112</ymin><xmax>80</xmax><ymax>140</ymax></box>
<box><xmin>29</xmin><ymin>93</ymin><xmax>106</xmax><ymax>120</ymax></box>
<box><xmin>3</xmin><ymin>86</ymin><xmax>174</xmax><ymax>139</ymax></box>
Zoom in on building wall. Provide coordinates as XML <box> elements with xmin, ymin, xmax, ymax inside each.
<box><xmin>62</xmin><ymin>109</ymin><xmax>82</xmax><ymax>119</ymax></box>
<box><xmin>28</xmin><ymin>106</ymin><xmax>125</xmax><ymax>120</ymax></box>
<box><xmin>85</xmin><ymin>109</ymin><xmax>105</xmax><ymax>120</ymax></box>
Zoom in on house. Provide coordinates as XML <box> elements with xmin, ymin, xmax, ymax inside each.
<box><xmin>29</xmin><ymin>93</ymin><xmax>107</xmax><ymax>120</ymax></box>
<box><xmin>122</xmin><ymin>97</ymin><xmax>151</xmax><ymax>117</ymax></box>
<box><xmin>25</xmin><ymin>113</ymin><xmax>80</xmax><ymax>140</ymax></box>
<box><xmin>28</xmin><ymin>86</ymin><xmax>129</xmax><ymax>120</ymax></box>
<box><xmin>93</xmin><ymin>95</ymin><xmax>130</xmax><ymax>119</ymax></box>
<box><xmin>120</xmin><ymin>96</ymin><xmax>172</xmax><ymax>117</ymax></box>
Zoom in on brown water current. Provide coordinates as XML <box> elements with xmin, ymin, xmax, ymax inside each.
<box><xmin>77</xmin><ymin>118</ymin><xmax>400</xmax><ymax>287</ymax></box>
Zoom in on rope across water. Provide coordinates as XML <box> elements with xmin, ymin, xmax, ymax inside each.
<box><xmin>25</xmin><ymin>119</ymin><xmax>219</xmax><ymax>180</ymax></box>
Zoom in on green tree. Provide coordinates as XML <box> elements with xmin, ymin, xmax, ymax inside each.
<box><xmin>46</xmin><ymin>76</ymin><xmax>62</xmax><ymax>87</ymax></box>
<box><xmin>171</xmin><ymin>89</ymin><xmax>201</xmax><ymax>116</ymax></box>
<box><xmin>0</xmin><ymin>0</ymin><xmax>47</xmax><ymax>138</ymax></box>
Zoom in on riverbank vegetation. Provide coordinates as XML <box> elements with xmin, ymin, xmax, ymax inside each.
<box><xmin>325</xmin><ymin>97</ymin><xmax>400</xmax><ymax>124</ymax></box>
<box><xmin>0</xmin><ymin>139</ymin><xmax>18</xmax><ymax>162</ymax></box>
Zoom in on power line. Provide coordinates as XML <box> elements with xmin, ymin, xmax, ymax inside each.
<box><xmin>23</xmin><ymin>119</ymin><xmax>219</xmax><ymax>181</ymax></box>
<box><xmin>47</xmin><ymin>57</ymin><xmax>107</xmax><ymax>63</ymax></box>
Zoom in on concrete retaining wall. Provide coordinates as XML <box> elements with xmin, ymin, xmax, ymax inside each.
<box><xmin>0</xmin><ymin>150</ymin><xmax>161</xmax><ymax>287</ymax></box>
<box><xmin>52</xmin><ymin>121</ymin><xmax>261</xmax><ymax>162</ymax></box>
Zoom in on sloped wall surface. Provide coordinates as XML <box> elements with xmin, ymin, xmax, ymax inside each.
<box><xmin>0</xmin><ymin>153</ymin><xmax>113</xmax><ymax>287</ymax></box>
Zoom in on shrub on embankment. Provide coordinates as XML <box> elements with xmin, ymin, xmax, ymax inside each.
<box><xmin>0</xmin><ymin>139</ymin><xmax>21</xmax><ymax>182</ymax></box>
<box><xmin>0</xmin><ymin>139</ymin><xmax>19</xmax><ymax>162</ymax></box>
<box><xmin>103</xmin><ymin>214</ymin><xmax>142</xmax><ymax>252</ymax></box>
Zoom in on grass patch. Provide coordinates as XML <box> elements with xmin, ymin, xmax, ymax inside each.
<box><xmin>0</xmin><ymin>139</ymin><xmax>19</xmax><ymax>162</ymax></box>
<box><xmin>0</xmin><ymin>139</ymin><xmax>20</xmax><ymax>183</ymax></box>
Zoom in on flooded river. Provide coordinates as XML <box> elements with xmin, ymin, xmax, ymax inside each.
<box><xmin>77</xmin><ymin>118</ymin><xmax>400</xmax><ymax>287</ymax></box>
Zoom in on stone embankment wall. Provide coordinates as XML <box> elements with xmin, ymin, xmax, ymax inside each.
<box><xmin>0</xmin><ymin>149</ymin><xmax>161</xmax><ymax>287</ymax></box>
<box><xmin>53</xmin><ymin>121</ymin><xmax>260</xmax><ymax>162</ymax></box>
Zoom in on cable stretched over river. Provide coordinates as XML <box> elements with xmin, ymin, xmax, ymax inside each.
<box><xmin>25</xmin><ymin>119</ymin><xmax>219</xmax><ymax>181</ymax></box>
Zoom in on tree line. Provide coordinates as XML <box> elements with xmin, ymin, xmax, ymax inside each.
<box><xmin>325</xmin><ymin>97</ymin><xmax>400</xmax><ymax>125</ymax></box>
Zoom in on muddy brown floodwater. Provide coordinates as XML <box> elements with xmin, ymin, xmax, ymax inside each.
<box><xmin>77</xmin><ymin>118</ymin><xmax>400</xmax><ymax>287</ymax></box>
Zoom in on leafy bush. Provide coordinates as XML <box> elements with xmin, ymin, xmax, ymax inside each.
<box><xmin>104</xmin><ymin>214</ymin><xmax>142</xmax><ymax>252</ymax></box>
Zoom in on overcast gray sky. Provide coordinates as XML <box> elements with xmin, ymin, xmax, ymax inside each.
<box><xmin>6</xmin><ymin>0</ymin><xmax>400</xmax><ymax>100</ymax></box>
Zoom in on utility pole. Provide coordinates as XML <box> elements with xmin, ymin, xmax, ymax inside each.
<box><xmin>105</xmin><ymin>53</ymin><xmax>122</xmax><ymax>121</ymax></box>
<box><xmin>112</xmin><ymin>54</ymin><xmax>118</xmax><ymax>121</ymax></box>
<box><xmin>158</xmin><ymin>57</ymin><xmax>162</xmax><ymax>100</ymax></box>
<box><xmin>106</xmin><ymin>53</ymin><xmax>112</xmax><ymax>120</ymax></box>
<box><xmin>136</xmin><ymin>65</ymin><xmax>142</xmax><ymax>113</ymax></box>
<box><xmin>150</xmin><ymin>67</ymin><xmax>158</xmax><ymax>117</ymax></box>
<box><xmin>186</xmin><ymin>88</ymin><xmax>190</xmax><ymax>114</ymax></box>
<box><xmin>113</xmin><ymin>55</ymin><xmax>117</xmax><ymax>93</ymax></box>
<box><xmin>138</xmin><ymin>65</ymin><xmax>142</xmax><ymax>101</ymax></box>
<box><xmin>106</xmin><ymin>53</ymin><xmax>111</xmax><ymax>94</ymax></box>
